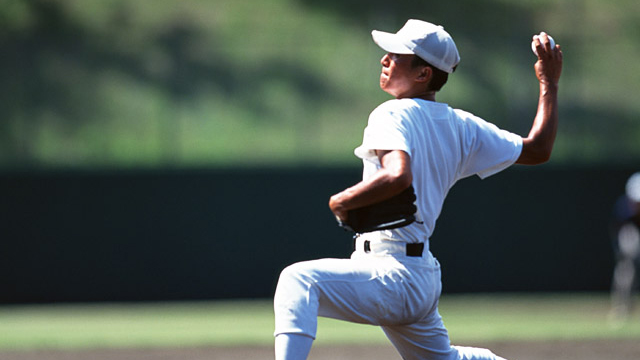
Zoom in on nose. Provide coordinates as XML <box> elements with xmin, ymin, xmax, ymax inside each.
<box><xmin>381</xmin><ymin>53</ymin><xmax>390</xmax><ymax>66</ymax></box>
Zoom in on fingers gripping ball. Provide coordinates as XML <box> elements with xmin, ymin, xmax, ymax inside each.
<box><xmin>531</xmin><ymin>33</ymin><xmax>556</xmax><ymax>56</ymax></box>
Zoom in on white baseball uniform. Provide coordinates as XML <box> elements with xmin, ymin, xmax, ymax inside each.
<box><xmin>274</xmin><ymin>98</ymin><xmax>522</xmax><ymax>360</ymax></box>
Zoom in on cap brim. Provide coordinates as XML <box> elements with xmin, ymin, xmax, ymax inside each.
<box><xmin>371</xmin><ymin>30</ymin><xmax>414</xmax><ymax>54</ymax></box>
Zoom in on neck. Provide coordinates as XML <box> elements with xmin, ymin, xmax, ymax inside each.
<box><xmin>417</xmin><ymin>92</ymin><xmax>436</xmax><ymax>102</ymax></box>
<box><xmin>397</xmin><ymin>91</ymin><xmax>436</xmax><ymax>102</ymax></box>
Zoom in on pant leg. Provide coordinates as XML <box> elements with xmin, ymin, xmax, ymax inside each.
<box><xmin>383</xmin><ymin>322</ymin><xmax>507</xmax><ymax>359</ymax></box>
<box><xmin>382</xmin><ymin>308</ymin><xmax>507</xmax><ymax>360</ymax></box>
<box><xmin>273</xmin><ymin>256</ymin><xmax>441</xmax><ymax>338</ymax></box>
<box><xmin>381</xmin><ymin>306</ymin><xmax>455</xmax><ymax>360</ymax></box>
<box><xmin>274</xmin><ymin>256</ymin><xmax>508</xmax><ymax>360</ymax></box>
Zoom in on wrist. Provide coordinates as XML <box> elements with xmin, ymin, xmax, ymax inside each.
<box><xmin>539</xmin><ymin>82</ymin><xmax>558</xmax><ymax>97</ymax></box>
<box><xmin>539</xmin><ymin>81</ymin><xmax>559</xmax><ymax>92</ymax></box>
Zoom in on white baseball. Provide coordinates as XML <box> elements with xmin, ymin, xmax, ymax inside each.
<box><xmin>531</xmin><ymin>34</ymin><xmax>555</xmax><ymax>56</ymax></box>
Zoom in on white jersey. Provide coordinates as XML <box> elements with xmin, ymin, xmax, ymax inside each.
<box><xmin>354</xmin><ymin>98</ymin><xmax>523</xmax><ymax>243</ymax></box>
<box><xmin>275</xmin><ymin>96</ymin><xmax>519</xmax><ymax>360</ymax></box>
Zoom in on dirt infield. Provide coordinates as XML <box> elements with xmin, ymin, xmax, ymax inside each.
<box><xmin>1</xmin><ymin>340</ymin><xmax>638</xmax><ymax>360</ymax></box>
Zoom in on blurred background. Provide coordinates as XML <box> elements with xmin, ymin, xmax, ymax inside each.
<box><xmin>1</xmin><ymin>0</ymin><xmax>639</xmax><ymax>304</ymax></box>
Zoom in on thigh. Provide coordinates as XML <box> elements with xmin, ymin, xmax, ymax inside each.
<box><xmin>289</xmin><ymin>257</ymin><xmax>399</xmax><ymax>324</ymax></box>
<box><xmin>299</xmin><ymin>257</ymin><xmax>439</xmax><ymax>326</ymax></box>
<box><xmin>281</xmin><ymin>257</ymin><xmax>413</xmax><ymax>325</ymax></box>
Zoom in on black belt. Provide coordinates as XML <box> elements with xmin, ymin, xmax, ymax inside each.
<box><xmin>356</xmin><ymin>240</ymin><xmax>424</xmax><ymax>257</ymax></box>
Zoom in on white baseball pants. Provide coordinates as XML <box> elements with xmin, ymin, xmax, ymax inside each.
<box><xmin>274</xmin><ymin>239</ymin><xmax>506</xmax><ymax>360</ymax></box>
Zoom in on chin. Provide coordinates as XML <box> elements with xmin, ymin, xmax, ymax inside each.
<box><xmin>380</xmin><ymin>86</ymin><xmax>396</xmax><ymax>97</ymax></box>
<box><xmin>379</xmin><ymin>81</ymin><xmax>391</xmax><ymax>94</ymax></box>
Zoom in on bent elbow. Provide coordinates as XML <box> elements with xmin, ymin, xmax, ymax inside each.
<box><xmin>518</xmin><ymin>147</ymin><xmax>553</xmax><ymax>165</ymax></box>
<box><xmin>379</xmin><ymin>149</ymin><xmax>413</xmax><ymax>190</ymax></box>
<box><xmin>518</xmin><ymin>137</ymin><xmax>554</xmax><ymax>165</ymax></box>
<box><xmin>532</xmin><ymin>153</ymin><xmax>552</xmax><ymax>165</ymax></box>
<box><xmin>391</xmin><ymin>170</ymin><xmax>413</xmax><ymax>191</ymax></box>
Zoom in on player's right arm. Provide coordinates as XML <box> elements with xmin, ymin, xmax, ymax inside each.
<box><xmin>329</xmin><ymin>149</ymin><xmax>412</xmax><ymax>222</ymax></box>
<box><xmin>516</xmin><ymin>33</ymin><xmax>563</xmax><ymax>165</ymax></box>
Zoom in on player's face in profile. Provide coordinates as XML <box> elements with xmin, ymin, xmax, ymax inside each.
<box><xmin>379</xmin><ymin>53</ymin><xmax>422</xmax><ymax>98</ymax></box>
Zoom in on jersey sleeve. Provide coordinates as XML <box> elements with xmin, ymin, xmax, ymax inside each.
<box><xmin>457</xmin><ymin>111</ymin><xmax>523</xmax><ymax>180</ymax></box>
<box><xmin>354</xmin><ymin>101</ymin><xmax>412</xmax><ymax>162</ymax></box>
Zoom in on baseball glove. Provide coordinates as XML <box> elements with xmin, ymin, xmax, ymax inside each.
<box><xmin>337</xmin><ymin>185</ymin><xmax>417</xmax><ymax>233</ymax></box>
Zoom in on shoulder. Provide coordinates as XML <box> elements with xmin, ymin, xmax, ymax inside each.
<box><xmin>451</xmin><ymin>108</ymin><xmax>484</xmax><ymax>123</ymax></box>
<box><xmin>451</xmin><ymin>108</ymin><xmax>500</xmax><ymax>133</ymax></box>
<box><xmin>368</xmin><ymin>100</ymin><xmax>414</xmax><ymax>130</ymax></box>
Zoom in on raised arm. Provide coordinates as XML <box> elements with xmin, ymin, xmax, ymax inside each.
<box><xmin>516</xmin><ymin>32</ymin><xmax>564</xmax><ymax>165</ymax></box>
<box><xmin>329</xmin><ymin>149</ymin><xmax>412</xmax><ymax>221</ymax></box>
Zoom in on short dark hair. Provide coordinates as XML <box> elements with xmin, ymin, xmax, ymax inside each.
<box><xmin>411</xmin><ymin>55</ymin><xmax>455</xmax><ymax>92</ymax></box>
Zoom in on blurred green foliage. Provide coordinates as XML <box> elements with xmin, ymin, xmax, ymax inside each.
<box><xmin>1</xmin><ymin>0</ymin><xmax>639</xmax><ymax>169</ymax></box>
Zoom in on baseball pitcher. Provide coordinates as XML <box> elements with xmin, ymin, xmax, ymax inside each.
<box><xmin>274</xmin><ymin>19</ymin><xmax>563</xmax><ymax>360</ymax></box>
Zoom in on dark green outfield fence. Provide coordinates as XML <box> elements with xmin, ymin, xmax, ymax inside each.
<box><xmin>1</xmin><ymin>166</ymin><xmax>635</xmax><ymax>304</ymax></box>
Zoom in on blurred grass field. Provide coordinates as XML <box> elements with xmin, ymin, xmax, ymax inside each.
<box><xmin>1</xmin><ymin>293</ymin><xmax>638</xmax><ymax>351</ymax></box>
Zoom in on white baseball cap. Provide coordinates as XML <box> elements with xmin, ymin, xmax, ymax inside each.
<box><xmin>371</xmin><ymin>19</ymin><xmax>460</xmax><ymax>74</ymax></box>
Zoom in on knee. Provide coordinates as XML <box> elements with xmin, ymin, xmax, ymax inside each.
<box><xmin>273</xmin><ymin>262</ymin><xmax>320</xmax><ymax>339</ymax></box>
<box><xmin>279</xmin><ymin>262</ymin><xmax>302</xmax><ymax>281</ymax></box>
<box><xmin>277</xmin><ymin>262</ymin><xmax>316</xmax><ymax>288</ymax></box>
<box><xmin>274</xmin><ymin>262</ymin><xmax>314</xmax><ymax>305</ymax></box>
<box><xmin>276</xmin><ymin>263</ymin><xmax>304</xmax><ymax>289</ymax></box>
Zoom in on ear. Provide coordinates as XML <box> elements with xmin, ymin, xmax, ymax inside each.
<box><xmin>415</xmin><ymin>66</ymin><xmax>433</xmax><ymax>84</ymax></box>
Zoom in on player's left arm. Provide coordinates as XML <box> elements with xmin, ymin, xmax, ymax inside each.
<box><xmin>329</xmin><ymin>149</ymin><xmax>412</xmax><ymax>221</ymax></box>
